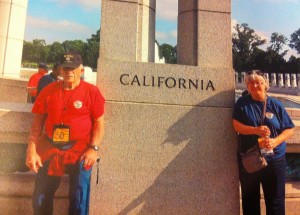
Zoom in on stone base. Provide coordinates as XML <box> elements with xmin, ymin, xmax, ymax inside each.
<box><xmin>89</xmin><ymin>102</ymin><xmax>239</xmax><ymax>214</ymax></box>
<box><xmin>0</xmin><ymin>172</ymin><xmax>69</xmax><ymax>215</ymax></box>
<box><xmin>0</xmin><ymin>78</ymin><xmax>29</xmax><ymax>103</ymax></box>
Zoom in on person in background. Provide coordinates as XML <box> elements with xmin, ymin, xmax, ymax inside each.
<box><xmin>27</xmin><ymin>62</ymin><xmax>49</xmax><ymax>103</ymax></box>
<box><xmin>26</xmin><ymin>52</ymin><xmax>105</xmax><ymax>215</ymax></box>
<box><xmin>232</xmin><ymin>70</ymin><xmax>295</xmax><ymax>215</ymax></box>
<box><xmin>36</xmin><ymin>63</ymin><xmax>61</xmax><ymax>97</ymax></box>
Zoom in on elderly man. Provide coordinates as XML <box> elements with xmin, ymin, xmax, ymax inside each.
<box><xmin>26</xmin><ymin>52</ymin><xmax>105</xmax><ymax>215</ymax></box>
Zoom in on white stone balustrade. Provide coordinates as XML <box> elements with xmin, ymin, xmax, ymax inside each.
<box><xmin>278</xmin><ymin>73</ymin><xmax>284</xmax><ymax>87</ymax></box>
<box><xmin>235</xmin><ymin>72</ymin><xmax>300</xmax><ymax>95</ymax></box>
<box><xmin>285</xmin><ymin>73</ymin><xmax>291</xmax><ymax>88</ymax></box>
<box><xmin>291</xmin><ymin>74</ymin><xmax>297</xmax><ymax>88</ymax></box>
<box><xmin>265</xmin><ymin>73</ymin><xmax>269</xmax><ymax>84</ymax></box>
<box><xmin>271</xmin><ymin>73</ymin><xmax>277</xmax><ymax>87</ymax></box>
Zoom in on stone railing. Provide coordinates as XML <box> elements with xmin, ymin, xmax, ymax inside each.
<box><xmin>235</xmin><ymin>72</ymin><xmax>300</xmax><ymax>96</ymax></box>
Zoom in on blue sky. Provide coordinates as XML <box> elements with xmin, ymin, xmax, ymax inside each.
<box><xmin>25</xmin><ymin>0</ymin><xmax>300</xmax><ymax>58</ymax></box>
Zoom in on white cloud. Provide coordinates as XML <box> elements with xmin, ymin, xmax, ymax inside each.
<box><xmin>47</xmin><ymin>0</ymin><xmax>101</xmax><ymax>11</ymax></box>
<box><xmin>156</xmin><ymin>0</ymin><xmax>178</xmax><ymax>21</ymax></box>
<box><xmin>25</xmin><ymin>15</ymin><xmax>94</xmax><ymax>43</ymax></box>
<box><xmin>256</xmin><ymin>30</ymin><xmax>269</xmax><ymax>43</ymax></box>
<box><xmin>156</xmin><ymin>30</ymin><xmax>177</xmax><ymax>45</ymax></box>
<box><xmin>170</xmin><ymin>30</ymin><xmax>177</xmax><ymax>39</ymax></box>
<box><xmin>27</xmin><ymin>16</ymin><xmax>91</xmax><ymax>32</ymax></box>
<box><xmin>255</xmin><ymin>0</ymin><xmax>299</xmax><ymax>2</ymax></box>
<box><xmin>231</xmin><ymin>19</ymin><xmax>268</xmax><ymax>42</ymax></box>
<box><xmin>281</xmin><ymin>44</ymin><xmax>300</xmax><ymax>59</ymax></box>
<box><xmin>231</xmin><ymin>19</ymin><xmax>238</xmax><ymax>33</ymax></box>
<box><xmin>156</xmin><ymin>31</ymin><xmax>168</xmax><ymax>40</ymax></box>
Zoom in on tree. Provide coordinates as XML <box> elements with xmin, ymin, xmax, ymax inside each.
<box><xmin>22</xmin><ymin>39</ymin><xmax>48</xmax><ymax>64</ymax></box>
<box><xmin>290</xmin><ymin>28</ymin><xmax>300</xmax><ymax>54</ymax></box>
<box><xmin>83</xmin><ymin>41</ymin><xmax>99</xmax><ymax>69</ymax></box>
<box><xmin>83</xmin><ymin>29</ymin><xmax>100</xmax><ymax>69</ymax></box>
<box><xmin>287</xmin><ymin>56</ymin><xmax>300</xmax><ymax>74</ymax></box>
<box><xmin>251</xmin><ymin>48</ymin><xmax>267</xmax><ymax>71</ymax></box>
<box><xmin>62</xmin><ymin>40</ymin><xmax>85</xmax><ymax>55</ymax></box>
<box><xmin>22</xmin><ymin>40</ymin><xmax>34</xmax><ymax>62</ymax></box>
<box><xmin>267</xmin><ymin>32</ymin><xmax>288</xmax><ymax>56</ymax></box>
<box><xmin>232</xmin><ymin>23</ymin><xmax>266</xmax><ymax>71</ymax></box>
<box><xmin>47</xmin><ymin>42</ymin><xmax>65</xmax><ymax>64</ymax></box>
<box><xmin>87</xmin><ymin>29</ymin><xmax>100</xmax><ymax>43</ymax></box>
<box><xmin>263</xmin><ymin>50</ymin><xmax>286</xmax><ymax>74</ymax></box>
<box><xmin>159</xmin><ymin>43</ymin><xmax>177</xmax><ymax>64</ymax></box>
<box><xmin>262</xmin><ymin>32</ymin><xmax>288</xmax><ymax>74</ymax></box>
<box><xmin>22</xmin><ymin>30</ymin><xmax>101</xmax><ymax>69</ymax></box>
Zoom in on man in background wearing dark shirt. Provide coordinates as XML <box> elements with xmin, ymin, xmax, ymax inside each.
<box><xmin>37</xmin><ymin>63</ymin><xmax>61</xmax><ymax>96</ymax></box>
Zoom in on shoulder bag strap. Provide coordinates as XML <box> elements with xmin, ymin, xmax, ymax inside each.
<box><xmin>238</xmin><ymin>96</ymin><xmax>267</xmax><ymax>153</ymax></box>
<box><xmin>255</xmin><ymin>96</ymin><xmax>267</xmax><ymax>154</ymax></box>
<box><xmin>261</xmin><ymin>96</ymin><xmax>267</xmax><ymax>126</ymax></box>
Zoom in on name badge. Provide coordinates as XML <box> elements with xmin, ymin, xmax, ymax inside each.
<box><xmin>53</xmin><ymin>124</ymin><xmax>70</xmax><ymax>144</ymax></box>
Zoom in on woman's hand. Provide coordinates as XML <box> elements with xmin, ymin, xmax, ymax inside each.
<box><xmin>259</xmin><ymin>137</ymin><xmax>274</xmax><ymax>150</ymax></box>
<box><xmin>256</xmin><ymin>126</ymin><xmax>271</xmax><ymax>137</ymax></box>
<box><xmin>264</xmin><ymin>138</ymin><xmax>276</xmax><ymax>150</ymax></box>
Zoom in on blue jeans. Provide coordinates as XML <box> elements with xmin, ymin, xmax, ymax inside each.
<box><xmin>238</xmin><ymin>154</ymin><xmax>286</xmax><ymax>215</ymax></box>
<box><xmin>32</xmin><ymin>161</ymin><xmax>92</xmax><ymax>215</ymax></box>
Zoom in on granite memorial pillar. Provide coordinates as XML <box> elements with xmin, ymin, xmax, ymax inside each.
<box><xmin>0</xmin><ymin>0</ymin><xmax>28</xmax><ymax>77</ymax></box>
<box><xmin>91</xmin><ymin>0</ymin><xmax>239</xmax><ymax>214</ymax></box>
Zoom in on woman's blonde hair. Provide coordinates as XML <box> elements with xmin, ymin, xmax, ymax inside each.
<box><xmin>244</xmin><ymin>70</ymin><xmax>269</xmax><ymax>91</ymax></box>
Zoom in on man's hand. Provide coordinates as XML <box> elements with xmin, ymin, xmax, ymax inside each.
<box><xmin>26</xmin><ymin>150</ymin><xmax>43</xmax><ymax>173</ymax></box>
<box><xmin>80</xmin><ymin>148</ymin><xmax>98</xmax><ymax>169</ymax></box>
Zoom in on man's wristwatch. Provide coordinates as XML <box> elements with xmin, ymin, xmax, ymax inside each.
<box><xmin>90</xmin><ymin>145</ymin><xmax>99</xmax><ymax>151</ymax></box>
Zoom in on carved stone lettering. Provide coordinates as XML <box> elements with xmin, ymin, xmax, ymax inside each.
<box><xmin>120</xmin><ymin>74</ymin><xmax>216</xmax><ymax>91</ymax></box>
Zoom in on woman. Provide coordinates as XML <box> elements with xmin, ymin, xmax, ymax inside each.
<box><xmin>233</xmin><ymin>70</ymin><xmax>295</xmax><ymax>215</ymax></box>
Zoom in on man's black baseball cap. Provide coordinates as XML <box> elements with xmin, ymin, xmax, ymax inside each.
<box><xmin>38</xmin><ymin>62</ymin><xmax>49</xmax><ymax>71</ymax></box>
<box><xmin>60</xmin><ymin>52</ymin><xmax>83</xmax><ymax>68</ymax></box>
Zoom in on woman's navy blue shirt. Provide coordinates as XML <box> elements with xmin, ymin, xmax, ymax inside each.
<box><xmin>233</xmin><ymin>94</ymin><xmax>295</xmax><ymax>161</ymax></box>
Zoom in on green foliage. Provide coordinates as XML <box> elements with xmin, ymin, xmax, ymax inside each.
<box><xmin>287</xmin><ymin>56</ymin><xmax>300</xmax><ymax>74</ymax></box>
<box><xmin>268</xmin><ymin>32</ymin><xmax>288</xmax><ymax>55</ymax></box>
<box><xmin>47</xmin><ymin>42</ymin><xmax>64</xmax><ymax>63</ymax></box>
<box><xmin>232</xmin><ymin>23</ymin><xmax>300</xmax><ymax>75</ymax></box>
<box><xmin>290</xmin><ymin>28</ymin><xmax>300</xmax><ymax>54</ymax></box>
<box><xmin>263</xmin><ymin>49</ymin><xmax>286</xmax><ymax>74</ymax></box>
<box><xmin>62</xmin><ymin>40</ymin><xmax>85</xmax><ymax>54</ymax></box>
<box><xmin>87</xmin><ymin>29</ymin><xmax>100</xmax><ymax>43</ymax></box>
<box><xmin>232</xmin><ymin>23</ymin><xmax>266</xmax><ymax>71</ymax></box>
<box><xmin>159</xmin><ymin>43</ymin><xmax>177</xmax><ymax>64</ymax></box>
<box><xmin>22</xmin><ymin>39</ymin><xmax>48</xmax><ymax>63</ymax></box>
<box><xmin>83</xmin><ymin>41</ymin><xmax>99</xmax><ymax>69</ymax></box>
<box><xmin>22</xmin><ymin>31</ymin><xmax>100</xmax><ymax>69</ymax></box>
<box><xmin>22</xmin><ymin>61</ymin><xmax>39</xmax><ymax>68</ymax></box>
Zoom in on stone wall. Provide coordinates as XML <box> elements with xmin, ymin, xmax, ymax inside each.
<box><xmin>91</xmin><ymin>0</ymin><xmax>239</xmax><ymax>214</ymax></box>
<box><xmin>0</xmin><ymin>77</ymin><xmax>28</xmax><ymax>103</ymax></box>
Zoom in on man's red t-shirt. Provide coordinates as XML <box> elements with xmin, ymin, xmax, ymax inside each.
<box><xmin>28</xmin><ymin>72</ymin><xmax>45</xmax><ymax>97</ymax></box>
<box><xmin>32</xmin><ymin>81</ymin><xmax>105</xmax><ymax>175</ymax></box>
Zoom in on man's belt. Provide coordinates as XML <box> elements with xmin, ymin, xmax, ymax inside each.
<box><xmin>46</xmin><ymin>136</ymin><xmax>76</xmax><ymax>150</ymax></box>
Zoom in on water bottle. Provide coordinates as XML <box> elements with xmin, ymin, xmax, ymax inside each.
<box><xmin>258</xmin><ymin>136</ymin><xmax>274</xmax><ymax>157</ymax></box>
